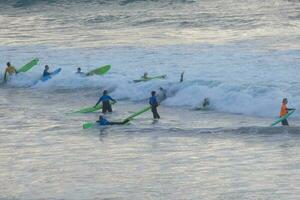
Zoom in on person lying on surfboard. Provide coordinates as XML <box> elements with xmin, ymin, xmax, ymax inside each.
<box><xmin>280</xmin><ymin>98</ymin><xmax>295</xmax><ymax>126</ymax></box>
<box><xmin>149</xmin><ymin>91</ymin><xmax>160</xmax><ymax>119</ymax></box>
<box><xmin>94</xmin><ymin>90</ymin><xmax>117</xmax><ymax>113</ymax></box>
<box><xmin>76</xmin><ymin>67</ymin><xmax>85</xmax><ymax>76</ymax></box>
<box><xmin>97</xmin><ymin>115</ymin><xmax>129</xmax><ymax>126</ymax></box>
<box><xmin>43</xmin><ymin>65</ymin><xmax>53</xmax><ymax>77</ymax></box>
<box><xmin>4</xmin><ymin>62</ymin><xmax>17</xmax><ymax>81</ymax></box>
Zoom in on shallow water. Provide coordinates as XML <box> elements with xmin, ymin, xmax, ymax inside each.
<box><xmin>1</xmin><ymin>88</ymin><xmax>300</xmax><ymax>199</ymax></box>
<box><xmin>1</xmin><ymin>0</ymin><xmax>300</xmax><ymax>199</ymax></box>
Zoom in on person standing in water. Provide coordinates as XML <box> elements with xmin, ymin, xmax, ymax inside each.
<box><xmin>149</xmin><ymin>91</ymin><xmax>160</xmax><ymax>119</ymax></box>
<box><xmin>280</xmin><ymin>98</ymin><xmax>295</xmax><ymax>126</ymax></box>
<box><xmin>180</xmin><ymin>71</ymin><xmax>184</xmax><ymax>82</ymax></box>
<box><xmin>94</xmin><ymin>90</ymin><xmax>117</xmax><ymax>113</ymax></box>
<box><xmin>4</xmin><ymin>62</ymin><xmax>17</xmax><ymax>81</ymax></box>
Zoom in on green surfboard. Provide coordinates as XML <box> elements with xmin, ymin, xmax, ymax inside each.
<box><xmin>86</xmin><ymin>65</ymin><xmax>111</xmax><ymax>76</ymax></box>
<box><xmin>134</xmin><ymin>75</ymin><xmax>166</xmax><ymax>83</ymax></box>
<box><xmin>72</xmin><ymin>101</ymin><xmax>116</xmax><ymax>114</ymax></box>
<box><xmin>271</xmin><ymin>109</ymin><xmax>296</xmax><ymax>127</ymax></box>
<box><xmin>123</xmin><ymin>106</ymin><xmax>151</xmax><ymax>122</ymax></box>
<box><xmin>17</xmin><ymin>58</ymin><xmax>39</xmax><ymax>73</ymax></box>
<box><xmin>83</xmin><ymin>105</ymin><xmax>152</xmax><ymax>129</ymax></box>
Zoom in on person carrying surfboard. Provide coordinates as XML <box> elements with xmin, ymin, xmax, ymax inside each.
<box><xmin>97</xmin><ymin>115</ymin><xmax>129</xmax><ymax>126</ymax></box>
<box><xmin>149</xmin><ymin>91</ymin><xmax>160</xmax><ymax>119</ymax></box>
<box><xmin>94</xmin><ymin>90</ymin><xmax>117</xmax><ymax>113</ymax></box>
<box><xmin>4</xmin><ymin>62</ymin><xmax>17</xmax><ymax>81</ymax></box>
<box><xmin>280</xmin><ymin>98</ymin><xmax>295</xmax><ymax>126</ymax></box>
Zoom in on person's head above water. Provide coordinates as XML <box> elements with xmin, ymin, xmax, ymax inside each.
<box><xmin>6</xmin><ymin>62</ymin><xmax>11</xmax><ymax>67</ymax></box>
<box><xmin>77</xmin><ymin>67</ymin><xmax>81</xmax><ymax>72</ymax></box>
<box><xmin>144</xmin><ymin>72</ymin><xmax>148</xmax><ymax>76</ymax></box>
<box><xmin>45</xmin><ymin>65</ymin><xmax>49</xmax><ymax>70</ymax></box>
<box><xmin>282</xmin><ymin>98</ymin><xmax>288</xmax><ymax>104</ymax></box>
<box><xmin>151</xmin><ymin>91</ymin><xmax>156</xmax><ymax>96</ymax></box>
<box><xmin>103</xmin><ymin>90</ymin><xmax>108</xmax><ymax>95</ymax></box>
<box><xmin>99</xmin><ymin>115</ymin><xmax>104</xmax><ymax>120</ymax></box>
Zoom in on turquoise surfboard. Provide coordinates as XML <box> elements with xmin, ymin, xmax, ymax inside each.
<box><xmin>271</xmin><ymin>109</ymin><xmax>296</xmax><ymax>127</ymax></box>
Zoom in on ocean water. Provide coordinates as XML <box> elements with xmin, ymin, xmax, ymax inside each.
<box><xmin>0</xmin><ymin>0</ymin><xmax>300</xmax><ymax>199</ymax></box>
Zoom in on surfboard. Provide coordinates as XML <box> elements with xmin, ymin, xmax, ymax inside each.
<box><xmin>83</xmin><ymin>105</ymin><xmax>152</xmax><ymax>129</ymax></box>
<box><xmin>133</xmin><ymin>75</ymin><xmax>166</xmax><ymax>83</ymax></box>
<box><xmin>86</xmin><ymin>65</ymin><xmax>111</xmax><ymax>76</ymax></box>
<box><xmin>122</xmin><ymin>106</ymin><xmax>151</xmax><ymax>122</ymax></box>
<box><xmin>271</xmin><ymin>109</ymin><xmax>296</xmax><ymax>127</ymax></box>
<box><xmin>17</xmin><ymin>58</ymin><xmax>39</xmax><ymax>73</ymax></box>
<box><xmin>72</xmin><ymin>101</ymin><xmax>116</xmax><ymax>114</ymax></box>
<box><xmin>41</xmin><ymin>68</ymin><xmax>62</xmax><ymax>82</ymax></box>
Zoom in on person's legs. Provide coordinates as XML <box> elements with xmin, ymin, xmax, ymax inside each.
<box><xmin>108</xmin><ymin>104</ymin><xmax>113</xmax><ymax>112</ymax></box>
<box><xmin>102</xmin><ymin>101</ymin><xmax>110</xmax><ymax>113</ymax></box>
<box><xmin>110</xmin><ymin>120</ymin><xmax>128</xmax><ymax>125</ymax></box>
<box><xmin>152</xmin><ymin>106</ymin><xmax>160</xmax><ymax>119</ymax></box>
<box><xmin>281</xmin><ymin>119</ymin><xmax>289</xmax><ymax>126</ymax></box>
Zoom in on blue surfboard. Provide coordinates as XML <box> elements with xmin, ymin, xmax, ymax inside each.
<box><xmin>41</xmin><ymin>68</ymin><xmax>62</xmax><ymax>82</ymax></box>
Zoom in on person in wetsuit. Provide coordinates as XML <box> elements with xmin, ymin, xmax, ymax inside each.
<box><xmin>43</xmin><ymin>65</ymin><xmax>52</xmax><ymax>77</ymax></box>
<box><xmin>157</xmin><ymin>87</ymin><xmax>167</xmax><ymax>103</ymax></box>
<box><xmin>180</xmin><ymin>71</ymin><xmax>184</xmax><ymax>82</ymax></box>
<box><xmin>76</xmin><ymin>67</ymin><xmax>85</xmax><ymax>76</ymax></box>
<box><xmin>149</xmin><ymin>91</ymin><xmax>160</xmax><ymax>119</ymax></box>
<box><xmin>4</xmin><ymin>62</ymin><xmax>17</xmax><ymax>81</ymax></box>
<box><xmin>142</xmin><ymin>72</ymin><xmax>148</xmax><ymax>79</ymax></box>
<box><xmin>97</xmin><ymin>115</ymin><xmax>129</xmax><ymax>126</ymax></box>
<box><xmin>94</xmin><ymin>90</ymin><xmax>117</xmax><ymax>113</ymax></box>
<box><xmin>280</xmin><ymin>98</ymin><xmax>295</xmax><ymax>126</ymax></box>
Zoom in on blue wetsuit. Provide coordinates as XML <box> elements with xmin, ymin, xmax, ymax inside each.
<box><xmin>43</xmin><ymin>69</ymin><xmax>51</xmax><ymax>77</ymax></box>
<box><xmin>97</xmin><ymin>117</ymin><xmax>128</xmax><ymax>126</ymax></box>
<box><xmin>97</xmin><ymin>118</ymin><xmax>110</xmax><ymax>125</ymax></box>
<box><xmin>96</xmin><ymin>95</ymin><xmax>116</xmax><ymax>113</ymax></box>
<box><xmin>149</xmin><ymin>96</ymin><xmax>160</xmax><ymax>119</ymax></box>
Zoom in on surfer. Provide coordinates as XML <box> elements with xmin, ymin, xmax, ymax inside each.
<box><xmin>43</xmin><ymin>65</ymin><xmax>52</xmax><ymax>77</ymax></box>
<box><xmin>76</xmin><ymin>67</ymin><xmax>86</xmax><ymax>76</ymax></box>
<box><xmin>149</xmin><ymin>91</ymin><xmax>160</xmax><ymax>119</ymax></box>
<box><xmin>142</xmin><ymin>72</ymin><xmax>148</xmax><ymax>79</ymax></box>
<box><xmin>157</xmin><ymin>87</ymin><xmax>167</xmax><ymax>103</ymax></box>
<box><xmin>94</xmin><ymin>90</ymin><xmax>117</xmax><ymax>113</ymax></box>
<box><xmin>280</xmin><ymin>98</ymin><xmax>295</xmax><ymax>126</ymax></box>
<box><xmin>4</xmin><ymin>62</ymin><xmax>17</xmax><ymax>81</ymax></box>
<box><xmin>97</xmin><ymin>115</ymin><xmax>129</xmax><ymax>126</ymax></box>
<box><xmin>180</xmin><ymin>71</ymin><xmax>184</xmax><ymax>82</ymax></box>
<box><xmin>202</xmin><ymin>98</ymin><xmax>210</xmax><ymax>108</ymax></box>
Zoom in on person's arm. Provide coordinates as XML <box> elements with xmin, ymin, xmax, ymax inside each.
<box><xmin>287</xmin><ymin>108</ymin><xmax>296</xmax><ymax>111</ymax></box>
<box><xmin>94</xmin><ymin>97</ymin><xmax>102</xmax><ymax>107</ymax></box>
<box><xmin>108</xmin><ymin>96</ymin><xmax>117</xmax><ymax>103</ymax></box>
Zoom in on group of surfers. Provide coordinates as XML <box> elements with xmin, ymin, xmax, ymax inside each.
<box><xmin>3</xmin><ymin>62</ymin><xmax>57</xmax><ymax>81</ymax></box>
<box><xmin>3</xmin><ymin>62</ymin><xmax>295</xmax><ymax>126</ymax></box>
